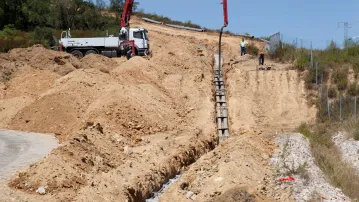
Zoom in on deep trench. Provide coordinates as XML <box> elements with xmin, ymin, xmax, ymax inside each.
<box><xmin>126</xmin><ymin>54</ymin><xmax>228</xmax><ymax>202</ymax></box>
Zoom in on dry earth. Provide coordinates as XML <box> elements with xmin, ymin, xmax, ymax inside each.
<box><xmin>160</xmin><ymin>54</ymin><xmax>316</xmax><ymax>201</ymax></box>
<box><xmin>0</xmin><ymin>18</ymin><xmax>317</xmax><ymax>202</ymax></box>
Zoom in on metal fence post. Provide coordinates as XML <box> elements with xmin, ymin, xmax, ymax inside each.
<box><xmin>316</xmin><ymin>62</ymin><xmax>318</xmax><ymax>85</ymax></box>
<box><xmin>310</xmin><ymin>42</ymin><xmax>313</xmax><ymax>69</ymax></box>
<box><xmin>320</xmin><ymin>73</ymin><xmax>323</xmax><ymax>100</ymax></box>
<box><xmin>355</xmin><ymin>96</ymin><xmax>357</xmax><ymax>121</ymax></box>
<box><xmin>340</xmin><ymin>96</ymin><xmax>342</xmax><ymax>121</ymax></box>
<box><xmin>327</xmin><ymin>88</ymin><xmax>330</xmax><ymax>119</ymax></box>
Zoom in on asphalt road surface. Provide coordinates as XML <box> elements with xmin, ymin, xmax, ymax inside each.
<box><xmin>0</xmin><ymin>130</ymin><xmax>59</xmax><ymax>182</ymax></box>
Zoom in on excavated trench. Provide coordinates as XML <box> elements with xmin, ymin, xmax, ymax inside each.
<box><xmin>140</xmin><ymin>54</ymin><xmax>229</xmax><ymax>202</ymax></box>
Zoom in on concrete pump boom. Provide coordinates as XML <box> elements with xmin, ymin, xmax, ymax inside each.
<box><xmin>121</xmin><ymin>0</ymin><xmax>134</xmax><ymax>28</ymax></box>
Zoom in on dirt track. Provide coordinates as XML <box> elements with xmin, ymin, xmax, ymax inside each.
<box><xmin>0</xmin><ymin>130</ymin><xmax>58</xmax><ymax>201</ymax></box>
<box><xmin>0</xmin><ymin>18</ymin><xmax>317</xmax><ymax>202</ymax></box>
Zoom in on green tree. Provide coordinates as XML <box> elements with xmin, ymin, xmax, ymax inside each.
<box><xmin>22</xmin><ymin>0</ymin><xmax>54</xmax><ymax>27</ymax></box>
<box><xmin>109</xmin><ymin>0</ymin><xmax>124</xmax><ymax>12</ymax></box>
<box><xmin>1</xmin><ymin>0</ymin><xmax>28</xmax><ymax>30</ymax></box>
<box><xmin>95</xmin><ymin>0</ymin><xmax>106</xmax><ymax>9</ymax></box>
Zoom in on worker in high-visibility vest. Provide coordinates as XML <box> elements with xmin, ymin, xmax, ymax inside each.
<box><xmin>240</xmin><ymin>38</ymin><xmax>248</xmax><ymax>56</ymax></box>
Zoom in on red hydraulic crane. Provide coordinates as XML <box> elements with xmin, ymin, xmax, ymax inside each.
<box><xmin>218</xmin><ymin>0</ymin><xmax>228</xmax><ymax>76</ymax></box>
<box><xmin>120</xmin><ymin>0</ymin><xmax>136</xmax><ymax>57</ymax></box>
<box><xmin>121</xmin><ymin>0</ymin><xmax>134</xmax><ymax>28</ymax></box>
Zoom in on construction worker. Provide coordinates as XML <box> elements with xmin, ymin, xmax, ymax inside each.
<box><xmin>240</xmin><ymin>38</ymin><xmax>247</xmax><ymax>56</ymax></box>
<box><xmin>258</xmin><ymin>47</ymin><xmax>265</xmax><ymax>66</ymax></box>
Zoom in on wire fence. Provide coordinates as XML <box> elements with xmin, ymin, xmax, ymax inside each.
<box><xmin>268</xmin><ymin>33</ymin><xmax>357</xmax><ymax>122</ymax></box>
<box><xmin>318</xmin><ymin>87</ymin><xmax>359</xmax><ymax>122</ymax></box>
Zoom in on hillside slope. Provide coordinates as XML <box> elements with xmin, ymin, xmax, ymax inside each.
<box><xmin>0</xmin><ymin>19</ymin><xmax>316</xmax><ymax>202</ymax></box>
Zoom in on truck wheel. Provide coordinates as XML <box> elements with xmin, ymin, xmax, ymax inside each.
<box><xmin>85</xmin><ymin>50</ymin><xmax>97</xmax><ymax>56</ymax></box>
<box><xmin>126</xmin><ymin>50</ymin><xmax>132</xmax><ymax>60</ymax></box>
<box><xmin>71</xmin><ymin>50</ymin><xmax>84</xmax><ymax>59</ymax></box>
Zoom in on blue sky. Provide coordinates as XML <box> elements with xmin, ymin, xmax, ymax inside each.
<box><xmin>133</xmin><ymin>0</ymin><xmax>359</xmax><ymax>49</ymax></box>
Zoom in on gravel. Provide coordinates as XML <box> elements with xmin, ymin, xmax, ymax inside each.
<box><xmin>271</xmin><ymin>133</ymin><xmax>350</xmax><ymax>202</ymax></box>
<box><xmin>333</xmin><ymin>132</ymin><xmax>359</xmax><ymax>173</ymax></box>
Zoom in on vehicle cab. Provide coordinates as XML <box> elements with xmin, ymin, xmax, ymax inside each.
<box><xmin>128</xmin><ymin>28</ymin><xmax>150</xmax><ymax>56</ymax></box>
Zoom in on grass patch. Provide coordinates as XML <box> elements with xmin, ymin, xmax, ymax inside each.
<box><xmin>354</xmin><ymin>130</ymin><xmax>359</xmax><ymax>141</ymax></box>
<box><xmin>269</xmin><ymin>42</ymin><xmax>297</xmax><ymax>63</ymax></box>
<box><xmin>328</xmin><ymin>86</ymin><xmax>338</xmax><ymax>99</ymax></box>
<box><xmin>332</xmin><ymin>67</ymin><xmax>349</xmax><ymax>91</ymax></box>
<box><xmin>348</xmin><ymin>83</ymin><xmax>359</xmax><ymax>96</ymax></box>
<box><xmin>297</xmin><ymin>123</ymin><xmax>359</xmax><ymax>200</ymax></box>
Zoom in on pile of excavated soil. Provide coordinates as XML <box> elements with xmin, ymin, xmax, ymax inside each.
<box><xmin>8</xmin><ymin>45</ymin><xmax>81</xmax><ymax>76</ymax></box>
<box><xmin>0</xmin><ymin>19</ymin><xmax>220</xmax><ymax>202</ymax></box>
<box><xmin>0</xmin><ymin>18</ymin><xmax>318</xmax><ymax>202</ymax></box>
<box><xmin>161</xmin><ymin>133</ymin><xmax>286</xmax><ymax>202</ymax></box>
<box><xmin>161</xmin><ymin>53</ymin><xmax>317</xmax><ymax>201</ymax></box>
<box><xmin>80</xmin><ymin>54</ymin><xmax>119</xmax><ymax>72</ymax></box>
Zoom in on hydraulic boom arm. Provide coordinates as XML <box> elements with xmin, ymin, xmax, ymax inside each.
<box><xmin>121</xmin><ymin>0</ymin><xmax>134</xmax><ymax>28</ymax></box>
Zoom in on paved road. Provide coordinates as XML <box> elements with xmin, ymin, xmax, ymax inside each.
<box><xmin>0</xmin><ymin>130</ymin><xmax>59</xmax><ymax>182</ymax></box>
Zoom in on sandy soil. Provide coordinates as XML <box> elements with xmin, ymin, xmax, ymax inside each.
<box><xmin>160</xmin><ymin>53</ymin><xmax>316</xmax><ymax>201</ymax></box>
<box><xmin>0</xmin><ymin>18</ymin><xmax>226</xmax><ymax>202</ymax></box>
<box><xmin>0</xmin><ymin>18</ymin><xmax>317</xmax><ymax>202</ymax></box>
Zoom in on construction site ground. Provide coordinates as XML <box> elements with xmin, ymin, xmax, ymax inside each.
<box><xmin>0</xmin><ymin>18</ymin><xmax>316</xmax><ymax>202</ymax></box>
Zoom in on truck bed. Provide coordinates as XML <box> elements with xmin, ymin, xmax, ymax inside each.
<box><xmin>61</xmin><ymin>37</ymin><xmax>120</xmax><ymax>48</ymax></box>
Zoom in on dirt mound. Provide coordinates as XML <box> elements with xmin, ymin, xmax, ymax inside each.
<box><xmin>9</xmin><ymin>69</ymin><xmax>114</xmax><ymax>140</ymax></box>
<box><xmin>0</xmin><ymin>53</ymin><xmax>15</xmax><ymax>83</ymax></box>
<box><xmin>3</xmin><ymin>21</ymin><xmax>218</xmax><ymax>201</ymax></box>
<box><xmin>9</xmin><ymin>45</ymin><xmax>81</xmax><ymax>76</ymax></box>
<box><xmin>1</xmin><ymin>17</ymin><xmax>310</xmax><ymax>202</ymax></box>
<box><xmin>80</xmin><ymin>54</ymin><xmax>119</xmax><ymax>72</ymax></box>
<box><xmin>4</xmin><ymin>69</ymin><xmax>60</xmax><ymax>98</ymax></box>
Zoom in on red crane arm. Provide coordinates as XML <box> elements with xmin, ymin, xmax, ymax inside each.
<box><xmin>121</xmin><ymin>0</ymin><xmax>135</xmax><ymax>28</ymax></box>
<box><xmin>221</xmin><ymin>0</ymin><xmax>228</xmax><ymax>27</ymax></box>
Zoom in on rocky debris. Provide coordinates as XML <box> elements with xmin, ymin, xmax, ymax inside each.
<box><xmin>333</xmin><ymin>132</ymin><xmax>359</xmax><ymax>173</ymax></box>
<box><xmin>124</xmin><ymin>146</ymin><xmax>133</xmax><ymax>154</ymax></box>
<box><xmin>36</xmin><ymin>186</ymin><xmax>46</xmax><ymax>195</ymax></box>
<box><xmin>186</xmin><ymin>191</ymin><xmax>194</xmax><ymax>199</ymax></box>
<box><xmin>271</xmin><ymin>133</ymin><xmax>350</xmax><ymax>202</ymax></box>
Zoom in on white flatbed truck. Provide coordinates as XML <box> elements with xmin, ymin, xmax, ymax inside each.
<box><xmin>59</xmin><ymin>28</ymin><xmax>150</xmax><ymax>59</ymax></box>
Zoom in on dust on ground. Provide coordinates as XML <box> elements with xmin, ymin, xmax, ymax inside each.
<box><xmin>160</xmin><ymin>51</ymin><xmax>316</xmax><ymax>201</ymax></box>
<box><xmin>0</xmin><ymin>18</ymin><xmax>223</xmax><ymax>202</ymax></box>
<box><xmin>0</xmin><ymin>18</ymin><xmax>317</xmax><ymax>202</ymax></box>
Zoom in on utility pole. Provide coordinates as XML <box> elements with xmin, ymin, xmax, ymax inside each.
<box><xmin>338</xmin><ymin>22</ymin><xmax>351</xmax><ymax>47</ymax></box>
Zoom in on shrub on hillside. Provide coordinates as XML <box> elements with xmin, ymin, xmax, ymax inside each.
<box><xmin>295</xmin><ymin>52</ymin><xmax>310</xmax><ymax>71</ymax></box>
<box><xmin>246</xmin><ymin>44</ymin><xmax>259</xmax><ymax>56</ymax></box>
<box><xmin>270</xmin><ymin>42</ymin><xmax>297</xmax><ymax>63</ymax></box>
<box><xmin>328</xmin><ymin>86</ymin><xmax>338</xmax><ymax>99</ymax></box>
<box><xmin>351</xmin><ymin>58</ymin><xmax>359</xmax><ymax>79</ymax></box>
<box><xmin>332</xmin><ymin>67</ymin><xmax>349</xmax><ymax>91</ymax></box>
<box><xmin>354</xmin><ymin>130</ymin><xmax>359</xmax><ymax>141</ymax></box>
<box><xmin>0</xmin><ymin>24</ymin><xmax>18</xmax><ymax>38</ymax></box>
<box><xmin>30</xmin><ymin>27</ymin><xmax>56</xmax><ymax>48</ymax></box>
<box><xmin>347</xmin><ymin>83</ymin><xmax>359</xmax><ymax>96</ymax></box>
